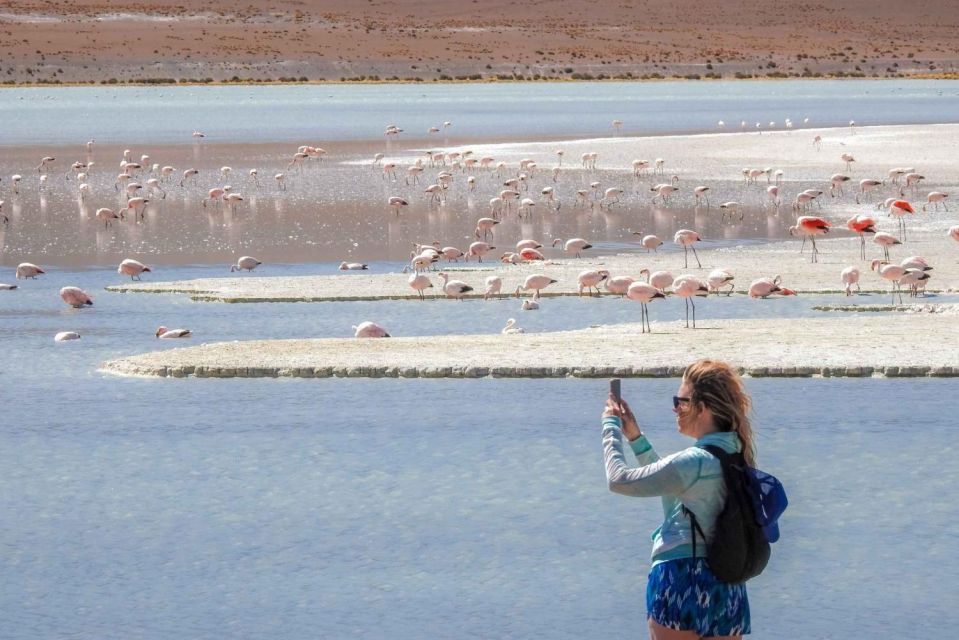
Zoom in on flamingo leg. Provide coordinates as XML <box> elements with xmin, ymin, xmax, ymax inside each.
<box><xmin>691</xmin><ymin>246</ymin><xmax>701</xmax><ymax>268</ymax></box>
<box><xmin>683</xmin><ymin>245</ymin><xmax>689</xmax><ymax>268</ymax></box>
<box><xmin>691</xmin><ymin>299</ymin><xmax>697</xmax><ymax>328</ymax></box>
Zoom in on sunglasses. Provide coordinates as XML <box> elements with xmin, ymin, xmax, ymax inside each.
<box><xmin>672</xmin><ymin>396</ymin><xmax>692</xmax><ymax>409</ymax></box>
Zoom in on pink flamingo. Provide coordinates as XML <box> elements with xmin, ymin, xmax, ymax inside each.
<box><xmin>406</xmin><ymin>271</ymin><xmax>433</xmax><ymax>299</ymax></box>
<box><xmin>118</xmin><ymin>259</ymin><xmax>151</xmax><ymax>280</ymax></box>
<box><xmin>96</xmin><ymin>207</ymin><xmax>123</xmax><ymax>228</ymax></box>
<box><xmin>156</xmin><ymin>326</ymin><xmax>192</xmax><ymax>339</ymax></box>
<box><xmin>673</xmin><ymin>229</ymin><xmax>701</xmax><ymax>268</ymax></box>
<box><xmin>516</xmin><ymin>239</ymin><xmax>542</xmax><ymax>252</ymax></box>
<box><xmin>438</xmin><ymin>272</ymin><xmax>473</xmax><ymax>300</ymax></box>
<box><xmin>829</xmin><ymin>174</ymin><xmax>851</xmax><ymax>197</ymax></box>
<box><xmin>789</xmin><ymin>216</ymin><xmax>831</xmax><ymax>262</ymax></box>
<box><xmin>949</xmin><ymin>226</ymin><xmax>959</xmax><ymax>243</ymax></box>
<box><xmin>60</xmin><ymin>286</ymin><xmax>93</xmax><ymax>308</ymax></box>
<box><xmin>840</xmin><ymin>266</ymin><xmax>860</xmax><ymax>296</ymax></box>
<box><xmin>693</xmin><ymin>186</ymin><xmax>710</xmax><ymax>207</ymax></box>
<box><xmin>846</xmin><ymin>214</ymin><xmax>877</xmax><ymax>260</ymax></box>
<box><xmin>604</xmin><ymin>275</ymin><xmax>634</xmax><ymax>297</ymax></box>
<box><xmin>870</xmin><ymin>260</ymin><xmax>907</xmax><ymax>304</ymax></box>
<box><xmin>626</xmin><ymin>282</ymin><xmax>665</xmax><ymax>332</ymax></box>
<box><xmin>706</xmin><ymin>269</ymin><xmax>735</xmax><ymax>295</ymax></box>
<box><xmin>388</xmin><ymin>196</ymin><xmax>408</xmax><ymax>215</ymax></box>
<box><xmin>484</xmin><ymin>276</ymin><xmax>503</xmax><ymax>300</ymax></box>
<box><xmin>873</xmin><ymin>232</ymin><xmax>901</xmax><ymax>261</ymax></box>
<box><xmin>643</xmin><ymin>269</ymin><xmax>675</xmax><ymax>292</ymax></box>
<box><xmin>923</xmin><ymin>192</ymin><xmax>948</xmax><ymax>212</ymax></box>
<box><xmin>855</xmin><ymin>179</ymin><xmax>883</xmax><ymax>204</ymax></box>
<box><xmin>672</xmin><ymin>275</ymin><xmax>709</xmax><ymax>328</ymax></box>
<box><xmin>632</xmin><ymin>234</ymin><xmax>663</xmax><ymax>252</ymax></box>
<box><xmin>466</xmin><ymin>242</ymin><xmax>495</xmax><ymax>262</ymax></box>
<box><xmin>577</xmin><ymin>269</ymin><xmax>609</xmax><ymax>296</ymax></box>
<box><xmin>552</xmin><ymin>238</ymin><xmax>592</xmax><ymax>258</ymax></box>
<box><xmin>16</xmin><ymin>263</ymin><xmax>44</xmax><ymax>279</ymax></box>
<box><xmin>515</xmin><ymin>274</ymin><xmax>557</xmax><ymax>300</ymax></box>
<box><xmin>748</xmin><ymin>276</ymin><xmax>797</xmax><ymax>299</ymax></box>
<box><xmin>519</xmin><ymin>247</ymin><xmax>545</xmax><ymax>262</ymax></box>
<box><xmin>888</xmin><ymin>199</ymin><xmax>915</xmax><ymax>241</ymax></box>
<box><xmin>231</xmin><ymin>256</ymin><xmax>262</xmax><ymax>272</ymax></box>
<box><xmin>475</xmin><ymin>217</ymin><xmax>499</xmax><ymax>240</ymax></box>
<box><xmin>352</xmin><ymin>321</ymin><xmax>390</xmax><ymax>338</ymax></box>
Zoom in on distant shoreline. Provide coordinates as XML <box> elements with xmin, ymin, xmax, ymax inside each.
<box><xmin>2</xmin><ymin>73</ymin><xmax>958</xmax><ymax>89</ymax></box>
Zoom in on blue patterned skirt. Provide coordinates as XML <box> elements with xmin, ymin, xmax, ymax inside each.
<box><xmin>646</xmin><ymin>557</ymin><xmax>750</xmax><ymax>637</ymax></box>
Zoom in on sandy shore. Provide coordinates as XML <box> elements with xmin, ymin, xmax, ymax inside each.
<box><xmin>2</xmin><ymin>0</ymin><xmax>957</xmax><ymax>84</ymax></box>
<box><xmin>100</xmin><ymin>312</ymin><xmax>959</xmax><ymax>379</ymax></box>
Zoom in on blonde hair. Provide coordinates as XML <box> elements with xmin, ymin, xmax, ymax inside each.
<box><xmin>682</xmin><ymin>359</ymin><xmax>756</xmax><ymax>466</ymax></box>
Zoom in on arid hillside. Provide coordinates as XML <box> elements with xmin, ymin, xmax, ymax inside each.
<box><xmin>1</xmin><ymin>0</ymin><xmax>957</xmax><ymax>83</ymax></box>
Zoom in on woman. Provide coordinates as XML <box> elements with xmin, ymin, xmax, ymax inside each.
<box><xmin>602</xmin><ymin>359</ymin><xmax>757</xmax><ymax>640</ymax></box>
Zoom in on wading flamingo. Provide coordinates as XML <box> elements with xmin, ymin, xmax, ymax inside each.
<box><xmin>60</xmin><ymin>286</ymin><xmax>93</xmax><ymax>308</ymax></box>
<box><xmin>484</xmin><ymin>276</ymin><xmax>503</xmax><ymax>300</ymax></box>
<box><xmin>577</xmin><ymin>270</ymin><xmax>609</xmax><ymax>296</ymax></box>
<box><xmin>515</xmin><ymin>274</ymin><xmax>557</xmax><ymax>300</ymax></box>
<box><xmin>16</xmin><ymin>263</ymin><xmax>44</xmax><ymax>279</ymax></box>
<box><xmin>673</xmin><ymin>229</ymin><xmax>702</xmax><ymax>268</ymax></box>
<box><xmin>706</xmin><ymin>269</ymin><xmax>735</xmax><ymax>296</ymax></box>
<box><xmin>924</xmin><ymin>192</ymin><xmax>948</xmax><ymax>212</ymax></box>
<box><xmin>841</xmin><ymin>266</ymin><xmax>861</xmax><ymax>296</ymax></box>
<box><xmin>873</xmin><ymin>232</ymin><xmax>901</xmax><ymax>261</ymax></box>
<box><xmin>438</xmin><ymin>272</ymin><xmax>473</xmax><ymax>300</ymax></box>
<box><xmin>626</xmin><ymin>282</ymin><xmax>665</xmax><ymax>333</ymax></box>
<box><xmin>118</xmin><ymin>259</ymin><xmax>151</xmax><ymax>280</ymax></box>
<box><xmin>789</xmin><ymin>216</ymin><xmax>831</xmax><ymax>263</ymax></box>
<box><xmin>846</xmin><ymin>214</ymin><xmax>876</xmax><ymax>260</ymax></box>
<box><xmin>502</xmin><ymin>319</ymin><xmax>525</xmax><ymax>334</ymax></box>
<box><xmin>231</xmin><ymin>256</ymin><xmax>262</xmax><ymax>272</ymax></box>
<box><xmin>353</xmin><ymin>321</ymin><xmax>390</xmax><ymax>338</ymax></box>
<box><xmin>156</xmin><ymin>326</ymin><xmax>192</xmax><ymax>338</ymax></box>
<box><xmin>870</xmin><ymin>260</ymin><xmax>907</xmax><ymax>304</ymax></box>
<box><xmin>552</xmin><ymin>238</ymin><xmax>592</xmax><ymax>258</ymax></box>
<box><xmin>672</xmin><ymin>275</ymin><xmax>709</xmax><ymax>328</ymax></box>
<box><xmin>748</xmin><ymin>276</ymin><xmax>797</xmax><ymax>299</ymax></box>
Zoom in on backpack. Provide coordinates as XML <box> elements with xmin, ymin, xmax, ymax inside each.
<box><xmin>682</xmin><ymin>444</ymin><xmax>788</xmax><ymax>585</ymax></box>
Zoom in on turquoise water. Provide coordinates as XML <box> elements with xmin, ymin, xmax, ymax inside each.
<box><xmin>0</xmin><ymin>80</ymin><xmax>956</xmax><ymax>145</ymax></box>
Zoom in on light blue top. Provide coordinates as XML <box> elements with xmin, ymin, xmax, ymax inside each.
<box><xmin>602</xmin><ymin>416</ymin><xmax>742</xmax><ymax>565</ymax></box>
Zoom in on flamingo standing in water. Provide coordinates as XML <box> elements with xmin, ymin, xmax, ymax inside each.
<box><xmin>353</xmin><ymin>321</ymin><xmax>390</xmax><ymax>338</ymax></box>
<box><xmin>626</xmin><ymin>282</ymin><xmax>665</xmax><ymax>333</ymax></box>
<box><xmin>604</xmin><ymin>275</ymin><xmax>634</xmax><ymax>297</ymax></box>
<box><xmin>60</xmin><ymin>286</ymin><xmax>93</xmax><ymax>308</ymax></box>
<box><xmin>672</xmin><ymin>275</ymin><xmax>709</xmax><ymax>328</ymax></box>
<box><xmin>887</xmin><ymin>199</ymin><xmax>915</xmax><ymax>242</ymax></box>
<box><xmin>633</xmin><ymin>234</ymin><xmax>663</xmax><ymax>252</ymax></box>
<box><xmin>466</xmin><ymin>242</ymin><xmax>495</xmax><ymax>263</ymax></box>
<box><xmin>873</xmin><ymin>232</ymin><xmax>901</xmax><ymax>261</ymax></box>
<box><xmin>693</xmin><ymin>186</ymin><xmax>710</xmax><ymax>207</ymax></box>
<box><xmin>16</xmin><ymin>263</ymin><xmax>44</xmax><ymax>279</ymax></box>
<box><xmin>706</xmin><ymin>269</ymin><xmax>735</xmax><ymax>296</ymax></box>
<box><xmin>673</xmin><ymin>229</ymin><xmax>702</xmax><ymax>268</ymax></box>
<box><xmin>515</xmin><ymin>274</ymin><xmax>557</xmax><ymax>300</ymax></box>
<box><xmin>870</xmin><ymin>260</ymin><xmax>907</xmax><ymax>304</ymax></box>
<box><xmin>789</xmin><ymin>216</ymin><xmax>830</xmax><ymax>263</ymax></box>
<box><xmin>502</xmin><ymin>319</ymin><xmax>525</xmax><ymax>334</ymax></box>
<box><xmin>855</xmin><ymin>179</ymin><xmax>883</xmax><ymax>204</ymax></box>
<box><xmin>231</xmin><ymin>256</ymin><xmax>262</xmax><ymax>272</ymax></box>
<box><xmin>118</xmin><ymin>259</ymin><xmax>151</xmax><ymax>280</ymax></box>
<box><xmin>406</xmin><ymin>271</ymin><xmax>433</xmax><ymax>300</ymax></box>
<box><xmin>924</xmin><ymin>192</ymin><xmax>948</xmax><ymax>212</ymax></box>
<box><xmin>552</xmin><ymin>238</ymin><xmax>592</xmax><ymax>258</ymax></box>
<box><xmin>475</xmin><ymin>217</ymin><xmax>499</xmax><ymax>240</ymax></box>
<box><xmin>846</xmin><ymin>214</ymin><xmax>877</xmax><ymax>260</ymax></box>
<box><xmin>484</xmin><ymin>276</ymin><xmax>503</xmax><ymax>300</ymax></box>
<box><xmin>949</xmin><ymin>226</ymin><xmax>959</xmax><ymax>243</ymax></box>
<box><xmin>156</xmin><ymin>326</ymin><xmax>192</xmax><ymax>339</ymax></box>
<box><xmin>577</xmin><ymin>270</ymin><xmax>609</xmax><ymax>296</ymax></box>
<box><xmin>840</xmin><ymin>266</ymin><xmax>861</xmax><ymax>296</ymax></box>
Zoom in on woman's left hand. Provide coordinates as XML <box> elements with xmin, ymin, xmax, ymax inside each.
<box><xmin>603</xmin><ymin>395</ymin><xmax>623</xmax><ymax>419</ymax></box>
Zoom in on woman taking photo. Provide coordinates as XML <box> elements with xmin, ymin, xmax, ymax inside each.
<box><xmin>602</xmin><ymin>359</ymin><xmax>756</xmax><ymax>640</ymax></box>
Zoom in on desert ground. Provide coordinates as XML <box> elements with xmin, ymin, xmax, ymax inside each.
<box><xmin>1</xmin><ymin>0</ymin><xmax>958</xmax><ymax>84</ymax></box>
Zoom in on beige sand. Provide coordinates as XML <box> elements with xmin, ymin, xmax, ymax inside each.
<box><xmin>2</xmin><ymin>0</ymin><xmax>958</xmax><ymax>84</ymax></box>
<box><xmin>100</xmin><ymin>313</ymin><xmax>959</xmax><ymax>379</ymax></box>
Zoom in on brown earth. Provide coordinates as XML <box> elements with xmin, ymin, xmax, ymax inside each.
<box><xmin>1</xmin><ymin>0</ymin><xmax>957</xmax><ymax>84</ymax></box>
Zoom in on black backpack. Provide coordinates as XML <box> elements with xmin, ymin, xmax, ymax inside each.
<box><xmin>682</xmin><ymin>444</ymin><xmax>771</xmax><ymax>585</ymax></box>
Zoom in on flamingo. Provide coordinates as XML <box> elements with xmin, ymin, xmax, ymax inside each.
<box><xmin>60</xmin><ymin>286</ymin><xmax>93</xmax><ymax>308</ymax></box>
<box><xmin>521</xmin><ymin>299</ymin><xmax>540</xmax><ymax>311</ymax></box>
<box><xmin>632</xmin><ymin>234</ymin><xmax>663</xmax><ymax>253</ymax></box>
<box><xmin>694</xmin><ymin>186</ymin><xmax>710</xmax><ymax>207</ymax></box>
<box><xmin>405</xmin><ymin>272</ymin><xmax>433</xmax><ymax>299</ymax></box>
<box><xmin>409</xmin><ymin>252</ymin><xmax>437</xmax><ymax>273</ymax></box>
<box><xmin>424</xmin><ymin>184</ymin><xmax>444</xmax><ymax>205</ymax></box>
<box><xmin>719</xmin><ymin>201</ymin><xmax>743</xmax><ymax>222</ymax></box>
<box><xmin>626</xmin><ymin>282</ymin><xmax>665</xmax><ymax>333</ymax></box>
<box><xmin>439</xmin><ymin>246</ymin><xmax>465</xmax><ymax>262</ymax></box>
<box><xmin>673</xmin><ymin>229</ymin><xmax>702</xmax><ymax>268</ymax></box>
<box><xmin>899</xmin><ymin>269</ymin><xmax>931</xmax><ymax>298</ymax></box>
<box><xmin>118</xmin><ymin>259</ymin><xmax>151</xmax><ymax>280</ymax></box>
<box><xmin>841</xmin><ymin>153</ymin><xmax>856</xmax><ymax>171</ymax></box>
<box><xmin>156</xmin><ymin>326</ymin><xmax>192</xmax><ymax>338</ymax></box>
<box><xmin>475</xmin><ymin>217</ymin><xmax>499</xmax><ymax>240</ymax></box>
<box><xmin>870</xmin><ymin>260</ymin><xmax>907</xmax><ymax>304</ymax></box>
<box><xmin>0</xmin><ymin>283</ymin><xmax>17</xmax><ymax>290</ymax></box>
<box><xmin>706</xmin><ymin>269</ymin><xmax>735</xmax><ymax>296</ymax></box>
<box><xmin>339</xmin><ymin>262</ymin><xmax>368</xmax><ymax>270</ymax></box>
<box><xmin>515</xmin><ymin>274</ymin><xmax>557</xmax><ymax>300</ymax></box>
<box><xmin>632</xmin><ymin>159</ymin><xmax>651</xmax><ymax>177</ymax></box>
<box><xmin>829</xmin><ymin>174</ymin><xmax>851</xmax><ymax>197</ymax></box>
<box><xmin>846</xmin><ymin>214</ymin><xmax>877</xmax><ymax>260</ymax></box>
<box><xmin>352</xmin><ymin>321</ymin><xmax>390</xmax><ymax>338</ymax></box>
<box><xmin>552</xmin><ymin>238</ymin><xmax>592</xmax><ymax>258</ymax></box>
<box><xmin>36</xmin><ymin>156</ymin><xmax>55</xmax><ymax>173</ymax></box>
<box><xmin>651</xmin><ymin>183</ymin><xmax>679</xmax><ymax>205</ymax></box>
<box><xmin>502</xmin><ymin>319</ymin><xmax>525</xmax><ymax>334</ymax></box>
<box><xmin>888</xmin><ymin>199</ymin><xmax>915</xmax><ymax>242</ymax></box>
<box><xmin>387</xmin><ymin>196</ymin><xmax>408</xmax><ymax>216</ymax></box>
<box><xmin>96</xmin><ymin>207</ymin><xmax>123</xmax><ymax>228</ymax></box>
<box><xmin>484</xmin><ymin>276</ymin><xmax>503</xmax><ymax>300</ymax></box>
<box><xmin>11</xmin><ymin>174</ymin><xmax>22</xmax><ymax>194</ymax></box>
<box><xmin>577</xmin><ymin>270</ymin><xmax>609</xmax><ymax>296</ymax></box>
<box><xmin>145</xmin><ymin>178</ymin><xmax>166</xmax><ymax>199</ymax></box>
<box><xmin>179</xmin><ymin>168</ymin><xmax>199</xmax><ymax>187</ymax></box>
<box><xmin>642</xmin><ymin>269</ymin><xmax>674</xmax><ymax>292</ymax></box>
<box><xmin>672</xmin><ymin>275</ymin><xmax>709</xmax><ymax>328</ymax></box>
<box><xmin>438</xmin><ymin>272</ymin><xmax>473</xmax><ymax>300</ymax></box>
<box><xmin>841</xmin><ymin>266</ymin><xmax>861</xmax><ymax>296</ymax></box>
<box><xmin>224</xmin><ymin>193</ymin><xmax>244</xmax><ymax>213</ymax></box>
<box><xmin>16</xmin><ymin>263</ymin><xmax>44</xmax><ymax>279</ymax></box>
<box><xmin>231</xmin><ymin>256</ymin><xmax>262</xmax><ymax>272</ymax></box>
<box><xmin>766</xmin><ymin>185</ymin><xmax>782</xmax><ymax>209</ymax></box>
<box><xmin>748</xmin><ymin>276</ymin><xmax>797</xmax><ymax>299</ymax></box>
<box><xmin>949</xmin><ymin>226</ymin><xmax>959</xmax><ymax>243</ymax></box>
<box><xmin>924</xmin><ymin>192</ymin><xmax>948</xmax><ymax>212</ymax></box>
<box><xmin>604</xmin><ymin>275</ymin><xmax>634</xmax><ymax>297</ymax></box>
<box><xmin>873</xmin><ymin>232</ymin><xmax>901</xmax><ymax>261</ymax></box>
<box><xmin>789</xmin><ymin>216</ymin><xmax>830</xmax><ymax>263</ymax></box>
<box><xmin>601</xmin><ymin>187</ymin><xmax>624</xmax><ymax>208</ymax></box>
<box><xmin>516</xmin><ymin>239</ymin><xmax>542</xmax><ymax>252</ymax></box>
<box><xmin>54</xmin><ymin>331</ymin><xmax>81</xmax><ymax>342</ymax></box>
<box><xmin>466</xmin><ymin>241</ymin><xmax>495</xmax><ymax>262</ymax></box>
<box><xmin>900</xmin><ymin>172</ymin><xmax>925</xmax><ymax>196</ymax></box>
<box><xmin>855</xmin><ymin>179</ymin><xmax>883</xmax><ymax>204</ymax></box>
<box><xmin>500</xmin><ymin>252</ymin><xmax>523</xmax><ymax>265</ymax></box>
<box><xmin>125</xmin><ymin>197</ymin><xmax>149</xmax><ymax>221</ymax></box>
<box><xmin>813</xmin><ymin>135</ymin><xmax>822</xmax><ymax>150</ymax></box>
<box><xmin>519</xmin><ymin>247</ymin><xmax>546</xmax><ymax>262</ymax></box>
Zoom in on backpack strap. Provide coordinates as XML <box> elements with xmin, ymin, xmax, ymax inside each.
<box><xmin>682</xmin><ymin>444</ymin><xmax>741</xmax><ymax>561</ymax></box>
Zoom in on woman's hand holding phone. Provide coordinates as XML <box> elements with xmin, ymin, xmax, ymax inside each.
<box><xmin>603</xmin><ymin>395</ymin><xmax>642</xmax><ymax>441</ymax></box>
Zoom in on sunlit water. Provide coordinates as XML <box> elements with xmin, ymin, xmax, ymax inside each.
<box><xmin>1</xmin><ymin>81</ymin><xmax>957</xmax><ymax>639</ymax></box>
<box><xmin>0</xmin><ymin>80</ymin><xmax>957</xmax><ymax>145</ymax></box>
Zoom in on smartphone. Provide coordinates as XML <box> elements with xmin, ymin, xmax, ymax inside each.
<box><xmin>609</xmin><ymin>378</ymin><xmax>621</xmax><ymax>401</ymax></box>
